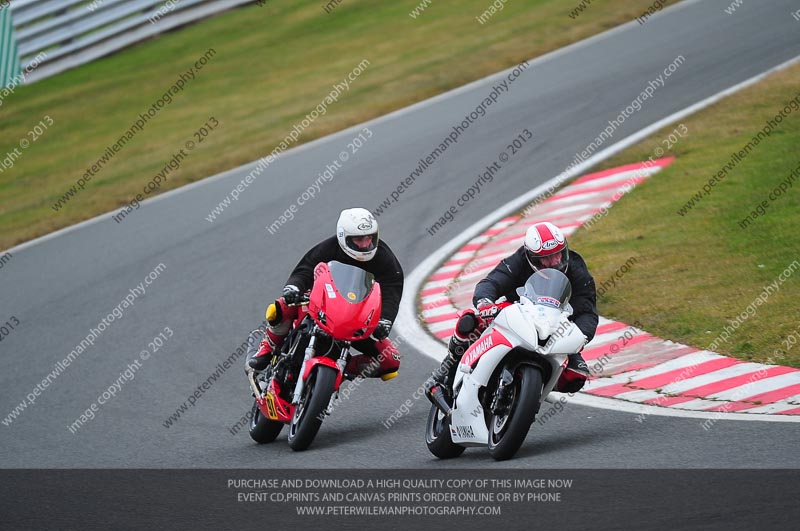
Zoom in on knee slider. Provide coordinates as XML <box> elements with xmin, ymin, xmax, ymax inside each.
<box><xmin>456</xmin><ymin>313</ymin><xmax>478</xmax><ymax>337</ymax></box>
<box><xmin>265</xmin><ymin>300</ymin><xmax>284</xmax><ymax>326</ymax></box>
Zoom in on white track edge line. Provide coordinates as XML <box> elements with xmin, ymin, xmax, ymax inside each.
<box><xmin>396</xmin><ymin>53</ymin><xmax>800</xmax><ymax>423</ymax></box>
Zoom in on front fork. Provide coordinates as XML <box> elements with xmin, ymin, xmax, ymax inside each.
<box><xmin>292</xmin><ymin>329</ymin><xmax>319</xmax><ymax>405</ymax></box>
<box><xmin>490</xmin><ymin>368</ymin><xmax>514</xmax><ymax>415</ymax></box>
<box><xmin>325</xmin><ymin>343</ymin><xmax>350</xmax><ymax>415</ymax></box>
<box><xmin>290</xmin><ymin>329</ymin><xmax>350</xmax><ymax>403</ymax></box>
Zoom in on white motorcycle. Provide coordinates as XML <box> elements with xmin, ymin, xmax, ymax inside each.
<box><xmin>425</xmin><ymin>269</ymin><xmax>587</xmax><ymax>461</ymax></box>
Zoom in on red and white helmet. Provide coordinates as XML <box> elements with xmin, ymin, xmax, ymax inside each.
<box><xmin>337</xmin><ymin>208</ymin><xmax>379</xmax><ymax>262</ymax></box>
<box><xmin>524</xmin><ymin>221</ymin><xmax>569</xmax><ymax>273</ymax></box>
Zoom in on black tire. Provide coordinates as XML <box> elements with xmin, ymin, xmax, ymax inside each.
<box><xmin>425</xmin><ymin>405</ymin><xmax>466</xmax><ymax>459</ymax></box>
<box><xmin>487</xmin><ymin>365</ymin><xmax>542</xmax><ymax>461</ymax></box>
<box><xmin>248</xmin><ymin>400</ymin><xmax>284</xmax><ymax>443</ymax></box>
<box><xmin>287</xmin><ymin>365</ymin><xmax>337</xmax><ymax>451</ymax></box>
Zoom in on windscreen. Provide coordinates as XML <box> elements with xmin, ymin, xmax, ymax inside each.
<box><xmin>327</xmin><ymin>261</ymin><xmax>375</xmax><ymax>303</ymax></box>
<box><xmin>521</xmin><ymin>268</ymin><xmax>572</xmax><ymax>309</ymax></box>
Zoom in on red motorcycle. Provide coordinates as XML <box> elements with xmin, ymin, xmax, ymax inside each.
<box><xmin>245</xmin><ymin>261</ymin><xmax>383</xmax><ymax>451</ymax></box>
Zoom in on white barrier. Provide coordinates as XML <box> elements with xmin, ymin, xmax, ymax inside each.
<box><xmin>7</xmin><ymin>0</ymin><xmax>255</xmax><ymax>84</ymax></box>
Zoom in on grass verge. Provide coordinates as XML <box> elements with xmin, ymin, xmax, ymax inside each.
<box><xmin>0</xmin><ymin>0</ymin><xmax>679</xmax><ymax>250</ymax></box>
<box><xmin>569</xmin><ymin>62</ymin><xmax>800</xmax><ymax>367</ymax></box>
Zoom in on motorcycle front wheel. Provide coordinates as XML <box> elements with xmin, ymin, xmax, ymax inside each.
<box><xmin>287</xmin><ymin>365</ymin><xmax>337</xmax><ymax>451</ymax></box>
<box><xmin>248</xmin><ymin>399</ymin><xmax>284</xmax><ymax>443</ymax></box>
<box><xmin>487</xmin><ymin>364</ymin><xmax>542</xmax><ymax>461</ymax></box>
<box><xmin>425</xmin><ymin>405</ymin><xmax>466</xmax><ymax>459</ymax></box>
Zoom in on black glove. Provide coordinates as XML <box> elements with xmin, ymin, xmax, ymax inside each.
<box><xmin>371</xmin><ymin>319</ymin><xmax>392</xmax><ymax>341</ymax></box>
<box><xmin>282</xmin><ymin>284</ymin><xmax>302</xmax><ymax>304</ymax></box>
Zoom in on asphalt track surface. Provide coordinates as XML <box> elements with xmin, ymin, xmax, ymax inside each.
<box><xmin>2</xmin><ymin>0</ymin><xmax>800</xmax><ymax>470</ymax></box>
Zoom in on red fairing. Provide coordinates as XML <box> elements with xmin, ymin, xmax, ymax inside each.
<box><xmin>307</xmin><ymin>262</ymin><xmax>382</xmax><ymax>341</ymax></box>
<box><xmin>302</xmin><ymin>357</ymin><xmax>344</xmax><ymax>390</ymax></box>
<box><xmin>258</xmin><ymin>379</ymin><xmax>294</xmax><ymax>423</ymax></box>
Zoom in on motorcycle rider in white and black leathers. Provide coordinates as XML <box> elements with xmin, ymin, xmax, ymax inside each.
<box><xmin>426</xmin><ymin>221</ymin><xmax>598</xmax><ymax>396</ymax></box>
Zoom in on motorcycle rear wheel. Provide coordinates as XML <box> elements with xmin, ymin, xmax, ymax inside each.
<box><xmin>487</xmin><ymin>365</ymin><xmax>542</xmax><ymax>461</ymax></box>
<box><xmin>248</xmin><ymin>400</ymin><xmax>284</xmax><ymax>443</ymax></box>
<box><xmin>425</xmin><ymin>405</ymin><xmax>466</xmax><ymax>459</ymax></box>
<box><xmin>287</xmin><ymin>365</ymin><xmax>337</xmax><ymax>451</ymax></box>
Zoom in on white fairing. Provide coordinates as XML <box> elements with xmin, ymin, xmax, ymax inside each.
<box><xmin>448</xmin><ymin>297</ymin><xmax>586</xmax><ymax>446</ymax></box>
<box><xmin>495</xmin><ymin>304</ymin><xmax>540</xmax><ymax>353</ymax></box>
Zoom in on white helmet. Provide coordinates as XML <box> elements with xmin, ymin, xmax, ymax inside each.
<box><xmin>337</xmin><ymin>208</ymin><xmax>379</xmax><ymax>261</ymax></box>
<box><xmin>524</xmin><ymin>221</ymin><xmax>569</xmax><ymax>273</ymax></box>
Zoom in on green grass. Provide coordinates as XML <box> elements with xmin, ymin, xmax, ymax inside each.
<box><xmin>569</xmin><ymin>63</ymin><xmax>800</xmax><ymax>367</ymax></box>
<box><xmin>0</xmin><ymin>0</ymin><xmax>679</xmax><ymax>250</ymax></box>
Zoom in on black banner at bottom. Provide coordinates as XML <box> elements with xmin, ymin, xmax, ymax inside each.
<box><xmin>1</xmin><ymin>469</ymin><xmax>796</xmax><ymax>530</ymax></box>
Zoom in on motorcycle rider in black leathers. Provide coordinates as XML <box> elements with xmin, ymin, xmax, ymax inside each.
<box><xmin>426</xmin><ymin>221</ymin><xmax>598</xmax><ymax>395</ymax></box>
<box><xmin>247</xmin><ymin>208</ymin><xmax>404</xmax><ymax>380</ymax></box>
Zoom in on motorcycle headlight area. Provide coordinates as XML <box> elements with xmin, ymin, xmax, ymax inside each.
<box><xmin>523</xmin><ymin>305</ymin><xmax>562</xmax><ymax>340</ymax></box>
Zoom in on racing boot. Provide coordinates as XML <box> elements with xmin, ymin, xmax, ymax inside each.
<box><xmin>247</xmin><ymin>329</ymin><xmax>284</xmax><ymax>371</ymax></box>
<box><xmin>556</xmin><ymin>353</ymin><xmax>590</xmax><ymax>393</ymax></box>
<box><xmin>424</xmin><ymin>309</ymin><xmax>482</xmax><ymax>398</ymax></box>
<box><xmin>345</xmin><ymin>339</ymin><xmax>401</xmax><ymax>381</ymax></box>
<box><xmin>424</xmin><ymin>334</ymin><xmax>470</xmax><ymax>397</ymax></box>
<box><xmin>247</xmin><ymin>301</ymin><xmax>289</xmax><ymax>371</ymax></box>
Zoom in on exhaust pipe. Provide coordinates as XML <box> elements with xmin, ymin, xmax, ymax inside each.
<box><xmin>426</xmin><ymin>385</ymin><xmax>452</xmax><ymax>416</ymax></box>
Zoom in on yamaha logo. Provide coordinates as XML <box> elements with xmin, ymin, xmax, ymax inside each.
<box><xmin>454</xmin><ymin>425</ymin><xmax>475</xmax><ymax>438</ymax></box>
<box><xmin>463</xmin><ymin>335</ymin><xmax>494</xmax><ymax>366</ymax></box>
